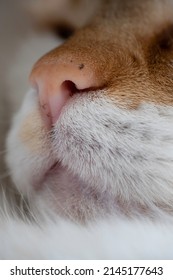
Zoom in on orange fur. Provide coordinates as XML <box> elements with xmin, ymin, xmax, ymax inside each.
<box><xmin>31</xmin><ymin>0</ymin><xmax>173</xmax><ymax>108</ymax></box>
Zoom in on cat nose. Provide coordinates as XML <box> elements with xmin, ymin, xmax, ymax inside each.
<box><xmin>30</xmin><ymin>55</ymin><xmax>101</xmax><ymax>128</ymax></box>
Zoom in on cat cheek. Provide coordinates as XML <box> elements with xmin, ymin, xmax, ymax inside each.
<box><xmin>18</xmin><ymin>110</ymin><xmax>50</xmax><ymax>155</ymax></box>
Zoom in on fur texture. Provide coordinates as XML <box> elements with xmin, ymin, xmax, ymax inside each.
<box><xmin>6</xmin><ymin>89</ymin><xmax>173</xmax><ymax>221</ymax></box>
<box><xmin>1</xmin><ymin>0</ymin><xmax>173</xmax><ymax>259</ymax></box>
<box><xmin>1</xmin><ymin>215</ymin><xmax>173</xmax><ymax>259</ymax></box>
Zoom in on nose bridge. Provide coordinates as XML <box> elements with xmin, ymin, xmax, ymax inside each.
<box><xmin>30</xmin><ymin>58</ymin><xmax>97</xmax><ymax>93</ymax></box>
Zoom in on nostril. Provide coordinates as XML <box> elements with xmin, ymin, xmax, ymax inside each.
<box><xmin>30</xmin><ymin>56</ymin><xmax>103</xmax><ymax>127</ymax></box>
<box><xmin>35</xmin><ymin>76</ymin><xmax>104</xmax><ymax>128</ymax></box>
<box><xmin>61</xmin><ymin>80</ymin><xmax>79</xmax><ymax>97</ymax></box>
<box><xmin>38</xmin><ymin>79</ymin><xmax>81</xmax><ymax>127</ymax></box>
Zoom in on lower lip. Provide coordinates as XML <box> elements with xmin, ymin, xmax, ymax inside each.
<box><xmin>43</xmin><ymin>160</ymin><xmax>61</xmax><ymax>180</ymax></box>
<box><xmin>32</xmin><ymin>160</ymin><xmax>60</xmax><ymax>190</ymax></box>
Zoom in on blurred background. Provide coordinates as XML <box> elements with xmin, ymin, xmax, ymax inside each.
<box><xmin>0</xmin><ymin>0</ymin><xmax>61</xmax><ymax>198</ymax></box>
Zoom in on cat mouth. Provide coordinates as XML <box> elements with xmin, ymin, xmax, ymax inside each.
<box><xmin>48</xmin><ymin>161</ymin><xmax>60</xmax><ymax>172</ymax></box>
<box><xmin>32</xmin><ymin>159</ymin><xmax>61</xmax><ymax>190</ymax></box>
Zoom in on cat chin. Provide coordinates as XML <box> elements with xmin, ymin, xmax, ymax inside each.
<box><xmin>6</xmin><ymin>88</ymin><xmax>173</xmax><ymax>218</ymax></box>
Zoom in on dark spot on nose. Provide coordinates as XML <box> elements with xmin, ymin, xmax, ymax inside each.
<box><xmin>46</xmin><ymin>113</ymin><xmax>51</xmax><ymax>118</ymax></box>
<box><xmin>79</xmin><ymin>64</ymin><xmax>84</xmax><ymax>70</ymax></box>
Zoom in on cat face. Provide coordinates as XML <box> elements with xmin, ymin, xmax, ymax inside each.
<box><xmin>6</xmin><ymin>0</ymin><xmax>173</xmax><ymax>221</ymax></box>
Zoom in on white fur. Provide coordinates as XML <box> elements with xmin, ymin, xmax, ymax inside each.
<box><xmin>1</xmin><ymin>214</ymin><xmax>173</xmax><ymax>259</ymax></box>
<box><xmin>2</xmin><ymin>0</ymin><xmax>173</xmax><ymax>260</ymax></box>
<box><xmin>6</xmin><ymin>89</ymin><xmax>173</xmax><ymax>219</ymax></box>
<box><xmin>3</xmin><ymin>86</ymin><xmax>173</xmax><ymax>259</ymax></box>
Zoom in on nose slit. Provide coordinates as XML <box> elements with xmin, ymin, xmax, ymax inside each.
<box><xmin>61</xmin><ymin>80</ymin><xmax>79</xmax><ymax>97</ymax></box>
